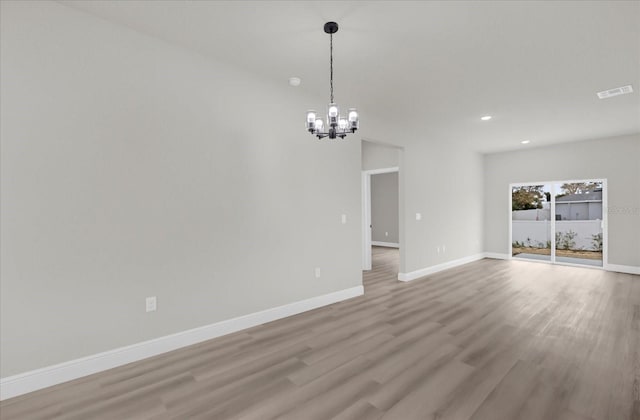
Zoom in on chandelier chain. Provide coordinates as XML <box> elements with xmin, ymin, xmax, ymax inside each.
<box><xmin>330</xmin><ymin>32</ymin><xmax>334</xmax><ymax>104</ymax></box>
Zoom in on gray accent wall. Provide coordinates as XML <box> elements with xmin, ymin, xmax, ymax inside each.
<box><xmin>0</xmin><ymin>2</ymin><xmax>362</xmax><ymax>377</ymax></box>
<box><xmin>371</xmin><ymin>173</ymin><xmax>399</xmax><ymax>243</ymax></box>
<box><xmin>484</xmin><ymin>134</ymin><xmax>640</xmax><ymax>267</ymax></box>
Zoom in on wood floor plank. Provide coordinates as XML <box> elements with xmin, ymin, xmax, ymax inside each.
<box><xmin>366</xmin><ymin>343</ymin><xmax>462</xmax><ymax>411</ymax></box>
<box><xmin>1</xmin><ymin>247</ymin><xmax>638</xmax><ymax>420</ymax></box>
<box><xmin>289</xmin><ymin>332</ymin><xmax>394</xmax><ymax>386</ymax></box>
<box><xmin>161</xmin><ymin>356</ymin><xmax>305</xmax><ymax>410</ymax></box>
<box><xmin>332</xmin><ymin>400</ymin><xmax>384</xmax><ymax>420</ymax></box>
<box><xmin>277</xmin><ymin>377</ymin><xmax>381</xmax><ymax>420</ymax></box>
<box><xmin>468</xmin><ymin>359</ymin><xmax>542</xmax><ymax>420</ymax></box>
<box><xmin>434</xmin><ymin>346</ymin><xmax>520</xmax><ymax>420</ymax></box>
<box><xmin>379</xmin><ymin>359</ymin><xmax>475</xmax><ymax>420</ymax></box>
<box><xmin>231</xmin><ymin>356</ymin><xmax>376</xmax><ymax>420</ymax></box>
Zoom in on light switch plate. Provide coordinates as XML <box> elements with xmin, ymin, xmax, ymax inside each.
<box><xmin>146</xmin><ymin>296</ymin><xmax>157</xmax><ymax>312</ymax></box>
<box><xmin>416</xmin><ymin>213</ymin><xmax>422</xmax><ymax>221</ymax></box>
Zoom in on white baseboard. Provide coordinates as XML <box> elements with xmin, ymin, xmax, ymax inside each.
<box><xmin>398</xmin><ymin>253</ymin><xmax>485</xmax><ymax>282</ymax></box>
<box><xmin>0</xmin><ymin>285</ymin><xmax>364</xmax><ymax>401</ymax></box>
<box><xmin>372</xmin><ymin>241</ymin><xmax>400</xmax><ymax>248</ymax></box>
<box><xmin>605</xmin><ymin>264</ymin><xmax>640</xmax><ymax>275</ymax></box>
<box><xmin>483</xmin><ymin>252</ymin><xmax>511</xmax><ymax>260</ymax></box>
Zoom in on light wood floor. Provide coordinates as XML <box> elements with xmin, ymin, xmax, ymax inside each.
<box><xmin>1</xmin><ymin>247</ymin><xmax>639</xmax><ymax>419</ymax></box>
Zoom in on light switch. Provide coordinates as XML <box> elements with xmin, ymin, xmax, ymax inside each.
<box><xmin>146</xmin><ymin>296</ymin><xmax>157</xmax><ymax>312</ymax></box>
<box><xmin>416</xmin><ymin>213</ymin><xmax>422</xmax><ymax>221</ymax></box>
<box><xmin>341</xmin><ymin>214</ymin><xmax>347</xmax><ymax>224</ymax></box>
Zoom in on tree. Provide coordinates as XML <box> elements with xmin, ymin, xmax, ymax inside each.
<box><xmin>512</xmin><ymin>186</ymin><xmax>544</xmax><ymax>210</ymax></box>
<box><xmin>560</xmin><ymin>182</ymin><xmax>599</xmax><ymax>195</ymax></box>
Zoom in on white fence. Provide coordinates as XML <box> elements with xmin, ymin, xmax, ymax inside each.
<box><xmin>512</xmin><ymin>220</ymin><xmax>602</xmax><ymax>250</ymax></box>
<box><xmin>512</xmin><ymin>209</ymin><xmax>551</xmax><ymax>220</ymax></box>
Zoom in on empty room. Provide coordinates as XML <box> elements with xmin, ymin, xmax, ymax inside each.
<box><xmin>1</xmin><ymin>1</ymin><xmax>639</xmax><ymax>419</ymax></box>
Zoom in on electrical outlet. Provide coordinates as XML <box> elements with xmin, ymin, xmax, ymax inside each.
<box><xmin>146</xmin><ymin>296</ymin><xmax>157</xmax><ymax>312</ymax></box>
<box><xmin>315</xmin><ymin>267</ymin><xmax>321</xmax><ymax>278</ymax></box>
<box><xmin>385</xmin><ymin>232</ymin><xmax>388</xmax><ymax>237</ymax></box>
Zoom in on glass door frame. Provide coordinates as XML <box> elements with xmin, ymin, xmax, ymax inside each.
<box><xmin>508</xmin><ymin>178</ymin><xmax>608</xmax><ymax>269</ymax></box>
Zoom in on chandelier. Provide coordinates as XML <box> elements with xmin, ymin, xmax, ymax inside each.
<box><xmin>306</xmin><ymin>22</ymin><xmax>359</xmax><ymax>139</ymax></box>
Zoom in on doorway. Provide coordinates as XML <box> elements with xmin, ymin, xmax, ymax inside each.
<box><xmin>510</xmin><ymin>179</ymin><xmax>606</xmax><ymax>267</ymax></box>
<box><xmin>362</xmin><ymin>167</ymin><xmax>399</xmax><ymax>271</ymax></box>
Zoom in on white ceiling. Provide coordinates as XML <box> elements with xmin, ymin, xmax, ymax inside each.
<box><xmin>60</xmin><ymin>0</ymin><xmax>639</xmax><ymax>153</ymax></box>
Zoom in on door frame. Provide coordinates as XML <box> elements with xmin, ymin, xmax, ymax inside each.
<box><xmin>362</xmin><ymin>167</ymin><xmax>399</xmax><ymax>270</ymax></box>
<box><xmin>508</xmin><ymin>178</ymin><xmax>608</xmax><ymax>269</ymax></box>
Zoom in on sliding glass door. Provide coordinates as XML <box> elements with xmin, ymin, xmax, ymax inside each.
<box><xmin>511</xmin><ymin>185</ymin><xmax>552</xmax><ymax>261</ymax></box>
<box><xmin>553</xmin><ymin>181</ymin><xmax>603</xmax><ymax>267</ymax></box>
<box><xmin>511</xmin><ymin>180</ymin><xmax>605</xmax><ymax>267</ymax></box>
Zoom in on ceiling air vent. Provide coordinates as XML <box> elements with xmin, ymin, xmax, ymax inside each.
<box><xmin>597</xmin><ymin>85</ymin><xmax>633</xmax><ymax>99</ymax></box>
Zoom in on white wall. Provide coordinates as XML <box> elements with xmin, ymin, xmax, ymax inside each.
<box><xmin>359</xmin><ymin>126</ymin><xmax>484</xmax><ymax>274</ymax></box>
<box><xmin>484</xmin><ymin>134</ymin><xmax>640</xmax><ymax>267</ymax></box>
<box><xmin>371</xmin><ymin>172</ymin><xmax>399</xmax><ymax>243</ymax></box>
<box><xmin>361</xmin><ymin>141</ymin><xmax>400</xmax><ymax>171</ymax></box>
<box><xmin>402</xmin><ymin>141</ymin><xmax>484</xmax><ymax>272</ymax></box>
<box><xmin>0</xmin><ymin>1</ymin><xmax>362</xmax><ymax>378</ymax></box>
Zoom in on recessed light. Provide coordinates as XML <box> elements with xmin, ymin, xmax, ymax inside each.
<box><xmin>480</xmin><ymin>115</ymin><xmax>492</xmax><ymax>121</ymax></box>
<box><xmin>521</xmin><ymin>140</ymin><xmax>530</xmax><ymax>144</ymax></box>
<box><xmin>288</xmin><ymin>77</ymin><xmax>301</xmax><ymax>87</ymax></box>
